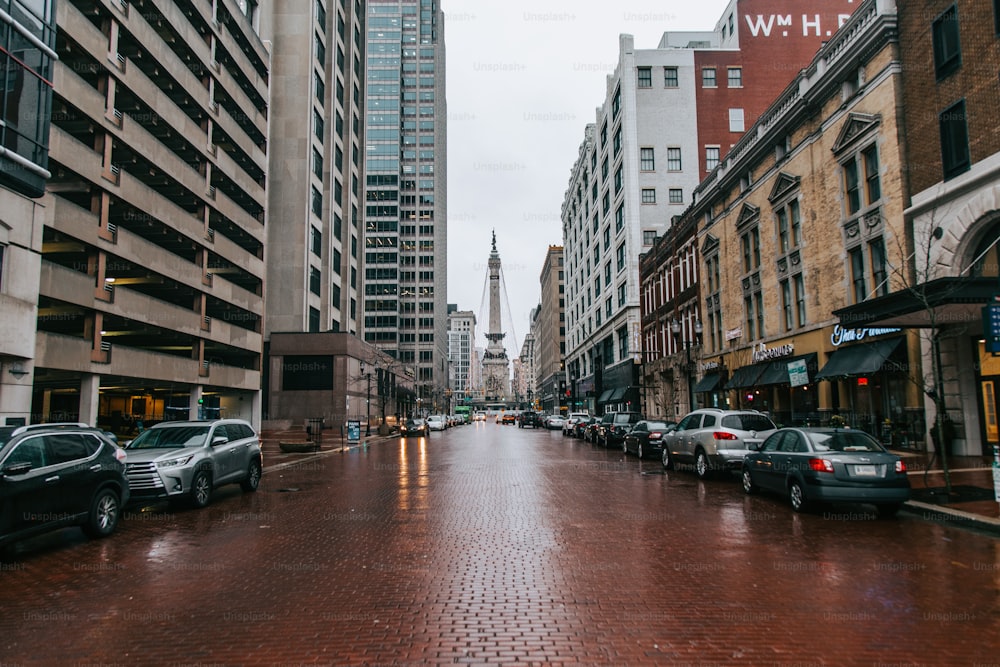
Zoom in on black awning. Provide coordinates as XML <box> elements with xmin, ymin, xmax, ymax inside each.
<box><xmin>725</xmin><ymin>364</ymin><xmax>765</xmax><ymax>390</ymax></box>
<box><xmin>815</xmin><ymin>337</ymin><xmax>904</xmax><ymax>380</ymax></box>
<box><xmin>693</xmin><ymin>373</ymin><xmax>721</xmax><ymax>393</ymax></box>
<box><xmin>755</xmin><ymin>353</ymin><xmax>818</xmax><ymax>386</ymax></box>
<box><xmin>395</xmin><ymin>386</ymin><xmax>417</xmax><ymax>399</ymax></box>
<box><xmin>597</xmin><ymin>389</ymin><xmax>614</xmax><ymax>403</ymax></box>
<box><xmin>608</xmin><ymin>387</ymin><xmax>627</xmax><ymax>401</ymax></box>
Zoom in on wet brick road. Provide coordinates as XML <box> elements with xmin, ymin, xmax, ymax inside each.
<box><xmin>2</xmin><ymin>424</ymin><xmax>999</xmax><ymax>666</ymax></box>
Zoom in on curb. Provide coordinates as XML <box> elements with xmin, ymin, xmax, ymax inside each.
<box><xmin>903</xmin><ymin>499</ymin><xmax>1000</xmax><ymax>536</ymax></box>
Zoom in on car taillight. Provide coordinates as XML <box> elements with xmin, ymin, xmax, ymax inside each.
<box><xmin>895</xmin><ymin>460</ymin><xmax>907</xmax><ymax>473</ymax></box>
<box><xmin>649</xmin><ymin>431</ymin><xmax>662</xmax><ymax>439</ymax></box>
<box><xmin>713</xmin><ymin>432</ymin><xmax>738</xmax><ymax>440</ymax></box>
<box><xmin>809</xmin><ymin>458</ymin><xmax>835</xmax><ymax>473</ymax></box>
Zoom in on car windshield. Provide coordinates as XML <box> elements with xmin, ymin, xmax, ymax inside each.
<box><xmin>647</xmin><ymin>421</ymin><xmax>672</xmax><ymax>431</ymax></box>
<box><xmin>126</xmin><ymin>426</ymin><xmax>210</xmax><ymax>449</ymax></box>
<box><xmin>809</xmin><ymin>431</ymin><xmax>885</xmax><ymax>453</ymax></box>
<box><xmin>721</xmin><ymin>414</ymin><xmax>775</xmax><ymax>431</ymax></box>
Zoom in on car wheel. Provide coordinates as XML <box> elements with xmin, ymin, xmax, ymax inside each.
<box><xmin>788</xmin><ymin>480</ymin><xmax>808</xmax><ymax>512</ymax></box>
<box><xmin>741</xmin><ymin>468</ymin><xmax>758</xmax><ymax>495</ymax></box>
<box><xmin>661</xmin><ymin>447</ymin><xmax>674</xmax><ymax>470</ymax></box>
<box><xmin>876</xmin><ymin>503</ymin><xmax>902</xmax><ymax>519</ymax></box>
<box><xmin>83</xmin><ymin>488</ymin><xmax>121</xmax><ymax>538</ymax></box>
<box><xmin>695</xmin><ymin>449</ymin><xmax>712</xmax><ymax>480</ymax></box>
<box><xmin>240</xmin><ymin>458</ymin><xmax>262</xmax><ymax>492</ymax></box>
<box><xmin>636</xmin><ymin>443</ymin><xmax>644</xmax><ymax>460</ymax></box>
<box><xmin>622</xmin><ymin>439</ymin><xmax>628</xmax><ymax>454</ymax></box>
<box><xmin>190</xmin><ymin>469</ymin><xmax>213</xmax><ymax>508</ymax></box>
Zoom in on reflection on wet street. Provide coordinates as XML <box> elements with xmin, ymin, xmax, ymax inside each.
<box><xmin>2</xmin><ymin>423</ymin><xmax>999</xmax><ymax>665</ymax></box>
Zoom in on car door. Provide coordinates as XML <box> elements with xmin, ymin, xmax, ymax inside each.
<box><xmin>669</xmin><ymin>413</ymin><xmax>703</xmax><ymax>462</ymax></box>
<box><xmin>208</xmin><ymin>424</ymin><xmax>239</xmax><ymax>483</ymax></box>
<box><xmin>768</xmin><ymin>431</ymin><xmax>806</xmax><ymax>490</ymax></box>
<box><xmin>748</xmin><ymin>431</ymin><xmax>787</xmax><ymax>492</ymax></box>
<box><xmin>42</xmin><ymin>433</ymin><xmax>104</xmax><ymax>520</ymax></box>
<box><xmin>626</xmin><ymin>422</ymin><xmax>647</xmax><ymax>453</ymax></box>
<box><xmin>0</xmin><ymin>435</ymin><xmax>56</xmax><ymax>535</ymax></box>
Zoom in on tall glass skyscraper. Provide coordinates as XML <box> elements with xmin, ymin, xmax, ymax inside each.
<box><xmin>364</xmin><ymin>0</ymin><xmax>448</xmax><ymax>411</ymax></box>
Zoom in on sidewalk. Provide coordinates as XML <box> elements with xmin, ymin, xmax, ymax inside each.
<box><xmin>893</xmin><ymin>449</ymin><xmax>1000</xmax><ymax>534</ymax></box>
<box><xmin>260</xmin><ymin>427</ymin><xmax>398</xmax><ymax>469</ymax></box>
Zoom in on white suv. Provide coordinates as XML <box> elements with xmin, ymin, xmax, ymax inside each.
<box><xmin>124</xmin><ymin>419</ymin><xmax>262</xmax><ymax>508</ymax></box>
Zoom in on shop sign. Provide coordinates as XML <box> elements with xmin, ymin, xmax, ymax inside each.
<box><xmin>751</xmin><ymin>341</ymin><xmax>795</xmax><ymax>363</ymax></box>
<box><xmin>830</xmin><ymin>325</ymin><xmax>902</xmax><ymax>347</ymax></box>
<box><xmin>788</xmin><ymin>359</ymin><xmax>809</xmax><ymax>387</ymax></box>
<box><xmin>725</xmin><ymin>327</ymin><xmax>743</xmax><ymax>341</ymax></box>
<box><xmin>983</xmin><ymin>304</ymin><xmax>1000</xmax><ymax>355</ymax></box>
<box><xmin>701</xmin><ymin>360</ymin><xmax>721</xmax><ymax>372</ymax></box>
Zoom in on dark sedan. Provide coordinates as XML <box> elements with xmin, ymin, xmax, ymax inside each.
<box><xmin>623</xmin><ymin>420</ymin><xmax>676</xmax><ymax>460</ymax></box>
<box><xmin>400</xmin><ymin>418</ymin><xmax>429</xmax><ymax>438</ymax></box>
<box><xmin>742</xmin><ymin>427</ymin><xmax>910</xmax><ymax>517</ymax></box>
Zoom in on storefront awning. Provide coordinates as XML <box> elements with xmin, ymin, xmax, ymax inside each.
<box><xmin>597</xmin><ymin>389</ymin><xmax>614</xmax><ymax>403</ymax></box>
<box><xmin>755</xmin><ymin>353</ymin><xmax>818</xmax><ymax>386</ymax></box>
<box><xmin>607</xmin><ymin>387</ymin><xmax>627</xmax><ymax>402</ymax></box>
<box><xmin>395</xmin><ymin>386</ymin><xmax>417</xmax><ymax>400</ymax></box>
<box><xmin>725</xmin><ymin>364</ymin><xmax>765</xmax><ymax>390</ymax></box>
<box><xmin>693</xmin><ymin>373</ymin><xmax>721</xmax><ymax>393</ymax></box>
<box><xmin>815</xmin><ymin>338</ymin><xmax>904</xmax><ymax>380</ymax></box>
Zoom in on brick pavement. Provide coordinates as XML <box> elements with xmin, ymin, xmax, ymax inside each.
<box><xmin>1</xmin><ymin>424</ymin><xmax>999</xmax><ymax>666</ymax></box>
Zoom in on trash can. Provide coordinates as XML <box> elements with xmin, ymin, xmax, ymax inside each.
<box><xmin>306</xmin><ymin>418</ymin><xmax>324</xmax><ymax>450</ymax></box>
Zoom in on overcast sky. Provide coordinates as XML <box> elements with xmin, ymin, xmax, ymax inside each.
<box><xmin>444</xmin><ymin>0</ymin><xmax>732</xmax><ymax>353</ymax></box>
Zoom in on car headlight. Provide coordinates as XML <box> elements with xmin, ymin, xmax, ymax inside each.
<box><xmin>157</xmin><ymin>455</ymin><xmax>194</xmax><ymax>468</ymax></box>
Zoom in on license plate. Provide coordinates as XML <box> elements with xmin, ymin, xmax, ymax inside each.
<box><xmin>853</xmin><ymin>465</ymin><xmax>878</xmax><ymax>476</ymax></box>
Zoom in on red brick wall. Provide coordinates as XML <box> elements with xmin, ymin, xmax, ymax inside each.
<box><xmin>899</xmin><ymin>0</ymin><xmax>1000</xmax><ymax>193</ymax></box>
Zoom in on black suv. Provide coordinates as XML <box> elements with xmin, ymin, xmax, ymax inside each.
<box><xmin>596</xmin><ymin>411</ymin><xmax>644</xmax><ymax>448</ymax></box>
<box><xmin>0</xmin><ymin>423</ymin><xmax>129</xmax><ymax>550</ymax></box>
<box><xmin>518</xmin><ymin>411</ymin><xmax>542</xmax><ymax>428</ymax></box>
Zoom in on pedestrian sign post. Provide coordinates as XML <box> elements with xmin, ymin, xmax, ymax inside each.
<box><xmin>347</xmin><ymin>420</ymin><xmax>361</xmax><ymax>444</ymax></box>
<box><xmin>984</xmin><ymin>300</ymin><xmax>1000</xmax><ymax>355</ymax></box>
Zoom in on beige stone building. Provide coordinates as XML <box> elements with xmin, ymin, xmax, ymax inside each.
<box><xmin>686</xmin><ymin>0</ymin><xmax>924</xmax><ymax>437</ymax></box>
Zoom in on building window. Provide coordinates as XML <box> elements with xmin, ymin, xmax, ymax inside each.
<box><xmin>932</xmin><ymin>4</ymin><xmax>961</xmax><ymax>80</ymax></box>
<box><xmin>870</xmin><ymin>237</ymin><xmax>888</xmax><ymax>297</ymax></box>
<box><xmin>741</xmin><ymin>227</ymin><xmax>760</xmax><ymax>273</ymax></box>
<box><xmin>313</xmin><ymin>147</ymin><xmax>323</xmax><ymax>179</ymax></box>
<box><xmin>864</xmin><ymin>146</ymin><xmax>881</xmax><ymax>203</ymax></box>
<box><xmin>849</xmin><ymin>246</ymin><xmax>867</xmax><ymax>303</ymax></box>
<box><xmin>613</xmin><ymin>127</ymin><xmax>622</xmax><ymax>156</ymax></box>
<box><xmin>667</xmin><ymin>147</ymin><xmax>682</xmax><ymax>171</ymax></box>
<box><xmin>603</xmin><ymin>226</ymin><xmax>611</xmax><ymax>251</ymax></box>
<box><xmin>940</xmin><ymin>99</ymin><xmax>971</xmax><ymax>180</ymax></box>
<box><xmin>310</xmin><ymin>267</ymin><xmax>321</xmax><ymax>295</ymax></box>
<box><xmin>729</xmin><ymin>108</ymin><xmax>745</xmax><ymax>132</ymax></box>
<box><xmin>312</xmin><ymin>186</ymin><xmax>323</xmax><ymax>217</ymax></box>
<box><xmin>311</xmin><ymin>227</ymin><xmax>322</xmax><ymax>256</ymax></box>
<box><xmin>728</xmin><ymin>67</ymin><xmax>742</xmax><ymax>88</ymax></box>
<box><xmin>614</xmin><ymin>165</ymin><xmax>623</xmax><ymax>194</ymax></box>
<box><xmin>664</xmin><ymin>66</ymin><xmax>679</xmax><ymax>88</ymax></box>
<box><xmin>705</xmin><ymin>146</ymin><xmax>720</xmax><ymax>171</ymax></box>
<box><xmin>776</xmin><ymin>199</ymin><xmax>801</xmax><ymax>253</ymax></box>
<box><xmin>616</xmin><ymin>243</ymin><xmax>625</xmax><ymax>273</ymax></box>
<box><xmin>612</xmin><ymin>86</ymin><xmax>622</xmax><ymax>118</ymax></box>
<box><xmin>615</xmin><ymin>204</ymin><xmax>625</xmax><ymax>232</ymax></box>
<box><xmin>669</xmin><ymin>188</ymin><xmax>683</xmax><ymax>204</ymax></box>
<box><xmin>309</xmin><ymin>307</ymin><xmax>320</xmax><ymax>333</ymax></box>
<box><xmin>643</xmin><ymin>230</ymin><xmax>656</xmax><ymax>245</ymax></box>
<box><xmin>640</xmin><ymin>147</ymin><xmax>655</xmax><ymax>171</ymax></box>
<box><xmin>702</xmin><ymin>67</ymin><xmax>717</xmax><ymax>87</ymax></box>
<box><xmin>781</xmin><ymin>280</ymin><xmax>793</xmax><ymax>331</ymax></box>
<box><xmin>794</xmin><ymin>273</ymin><xmax>807</xmax><ymax>326</ymax></box>
<box><xmin>618</xmin><ymin>282</ymin><xmax>627</xmax><ymax>307</ymax></box>
<box><xmin>618</xmin><ymin>326</ymin><xmax>629</xmax><ymax>359</ymax></box>
<box><xmin>744</xmin><ymin>292</ymin><xmax>764</xmax><ymax>341</ymax></box>
<box><xmin>606</xmin><ymin>297</ymin><xmax>613</xmax><ymax>318</ymax></box>
<box><xmin>641</xmin><ymin>188</ymin><xmax>656</xmax><ymax>204</ymax></box>
<box><xmin>637</xmin><ymin>66</ymin><xmax>652</xmax><ymax>88</ymax></box>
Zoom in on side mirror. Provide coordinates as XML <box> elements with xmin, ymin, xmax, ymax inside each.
<box><xmin>212</xmin><ymin>436</ymin><xmax>228</xmax><ymax>446</ymax></box>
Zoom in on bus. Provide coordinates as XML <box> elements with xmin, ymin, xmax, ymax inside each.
<box><xmin>454</xmin><ymin>405</ymin><xmax>472</xmax><ymax>423</ymax></box>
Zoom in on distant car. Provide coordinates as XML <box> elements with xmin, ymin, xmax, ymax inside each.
<box><xmin>544</xmin><ymin>414</ymin><xmax>566</xmax><ymax>430</ymax></box>
<box><xmin>501</xmin><ymin>411</ymin><xmax>519</xmax><ymax>425</ymax></box>
<box><xmin>124</xmin><ymin>419</ymin><xmax>261</xmax><ymax>509</ymax></box>
<box><xmin>426</xmin><ymin>415</ymin><xmax>447</xmax><ymax>431</ymax></box>
<box><xmin>400</xmin><ymin>418</ymin><xmax>429</xmax><ymax>437</ymax></box>
<box><xmin>0</xmin><ymin>423</ymin><xmax>130</xmax><ymax>549</ymax></box>
<box><xmin>518</xmin><ymin>411</ymin><xmax>542</xmax><ymax>428</ymax></box>
<box><xmin>742</xmin><ymin>427</ymin><xmax>911</xmax><ymax>517</ymax></box>
<box><xmin>472</xmin><ymin>412</ymin><xmax>487</xmax><ymax>422</ymax></box>
<box><xmin>661</xmin><ymin>409</ymin><xmax>777</xmax><ymax>479</ymax></box>
<box><xmin>574</xmin><ymin>416</ymin><xmax>597</xmax><ymax>440</ymax></box>
<box><xmin>596</xmin><ymin>411</ymin><xmax>643</xmax><ymax>448</ymax></box>
<box><xmin>563</xmin><ymin>412</ymin><xmax>591</xmax><ymax>436</ymax></box>
<box><xmin>583</xmin><ymin>418</ymin><xmax>603</xmax><ymax>443</ymax></box>
<box><xmin>623</xmin><ymin>420</ymin><xmax>676</xmax><ymax>460</ymax></box>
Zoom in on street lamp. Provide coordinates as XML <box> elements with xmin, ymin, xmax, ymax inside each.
<box><xmin>671</xmin><ymin>318</ymin><xmax>703</xmax><ymax>412</ymax></box>
<box><xmin>360</xmin><ymin>362</ymin><xmax>372</xmax><ymax>436</ymax></box>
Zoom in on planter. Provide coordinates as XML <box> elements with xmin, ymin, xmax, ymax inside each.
<box><xmin>279</xmin><ymin>441</ymin><xmax>317</xmax><ymax>453</ymax></box>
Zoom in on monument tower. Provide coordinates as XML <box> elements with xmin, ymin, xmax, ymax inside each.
<box><xmin>482</xmin><ymin>231</ymin><xmax>510</xmax><ymax>401</ymax></box>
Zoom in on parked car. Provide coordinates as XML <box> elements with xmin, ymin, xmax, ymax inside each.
<box><xmin>518</xmin><ymin>411</ymin><xmax>542</xmax><ymax>428</ymax></box>
<box><xmin>661</xmin><ymin>409</ymin><xmax>777</xmax><ymax>479</ymax></box>
<box><xmin>426</xmin><ymin>415</ymin><xmax>447</xmax><ymax>431</ymax></box>
<box><xmin>400</xmin><ymin>418</ymin><xmax>429</xmax><ymax>437</ymax></box>
<box><xmin>582</xmin><ymin>418</ymin><xmax>603</xmax><ymax>442</ymax></box>
<box><xmin>623</xmin><ymin>420</ymin><xmax>676</xmax><ymax>460</ymax></box>
<box><xmin>563</xmin><ymin>412</ymin><xmax>591</xmax><ymax>436</ymax></box>
<box><xmin>595</xmin><ymin>411</ymin><xmax>643</xmax><ymax>448</ymax></box>
<box><xmin>123</xmin><ymin>419</ymin><xmax>261</xmax><ymax>509</ymax></box>
<box><xmin>742</xmin><ymin>427</ymin><xmax>911</xmax><ymax>516</ymax></box>
<box><xmin>544</xmin><ymin>414</ymin><xmax>566</xmax><ymax>430</ymax></box>
<box><xmin>0</xmin><ymin>423</ymin><xmax>129</xmax><ymax>549</ymax></box>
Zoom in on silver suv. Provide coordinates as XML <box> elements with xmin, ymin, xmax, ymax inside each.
<box><xmin>661</xmin><ymin>409</ymin><xmax>776</xmax><ymax>479</ymax></box>
<box><xmin>124</xmin><ymin>419</ymin><xmax>262</xmax><ymax>508</ymax></box>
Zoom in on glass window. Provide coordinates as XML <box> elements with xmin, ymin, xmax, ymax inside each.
<box><xmin>844</xmin><ymin>156</ymin><xmax>861</xmax><ymax>215</ymax></box>
<box><xmin>940</xmin><ymin>100</ymin><xmax>970</xmax><ymax>180</ymax></box>
<box><xmin>781</xmin><ymin>280</ymin><xmax>793</xmax><ymax>331</ymax></box>
<box><xmin>640</xmin><ymin>147</ymin><xmax>655</xmax><ymax>171</ymax></box>
<box><xmin>850</xmin><ymin>247</ymin><xmax>867</xmax><ymax>303</ymax></box>
<box><xmin>863</xmin><ymin>145</ymin><xmax>881</xmax><ymax>204</ymax></box>
<box><xmin>729</xmin><ymin>108</ymin><xmax>745</xmax><ymax>132</ymax></box>
<box><xmin>637</xmin><ymin>67</ymin><xmax>652</xmax><ymax>88</ymax></box>
<box><xmin>664</xmin><ymin>67</ymin><xmax>679</xmax><ymax>88</ymax></box>
<box><xmin>641</xmin><ymin>188</ymin><xmax>656</xmax><ymax>204</ymax></box>
<box><xmin>870</xmin><ymin>238</ymin><xmax>888</xmax><ymax>297</ymax></box>
<box><xmin>705</xmin><ymin>146</ymin><xmax>720</xmax><ymax>171</ymax></box>
<box><xmin>667</xmin><ymin>148</ymin><xmax>682</xmax><ymax>171</ymax></box>
<box><xmin>669</xmin><ymin>189</ymin><xmax>683</xmax><ymax>204</ymax></box>
<box><xmin>932</xmin><ymin>5</ymin><xmax>961</xmax><ymax>79</ymax></box>
<box><xmin>728</xmin><ymin>67</ymin><xmax>742</xmax><ymax>88</ymax></box>
<box><xmin>702</xmin><ymin>68</ymin><xmax>717</xmax><ymax>87</ymax></box>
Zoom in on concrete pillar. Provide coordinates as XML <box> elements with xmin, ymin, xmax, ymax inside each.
<box><xmin>79</xmin><ymin>373</ymin><xmax>101</xmax><ymax>426</ymax></box>
<box><xmin>190</xmin><ymin>386</ymin><xmax>204</xmax><ymax>420</ymax></box>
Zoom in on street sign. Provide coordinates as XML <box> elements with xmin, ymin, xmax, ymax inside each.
<box><xmin>347</xmin><ymin>420</ymin><xmax>361</xmax><ymax>443</ymax></box>
<box><xmin>788</xmin><ymin>359</ymin><xmax>809</xmax><ymax>387</ymax></box>
<box><xmin>984</xmin><ymin>303</ymin><xmax>1000</xmax><ymax>354</ymax></box>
